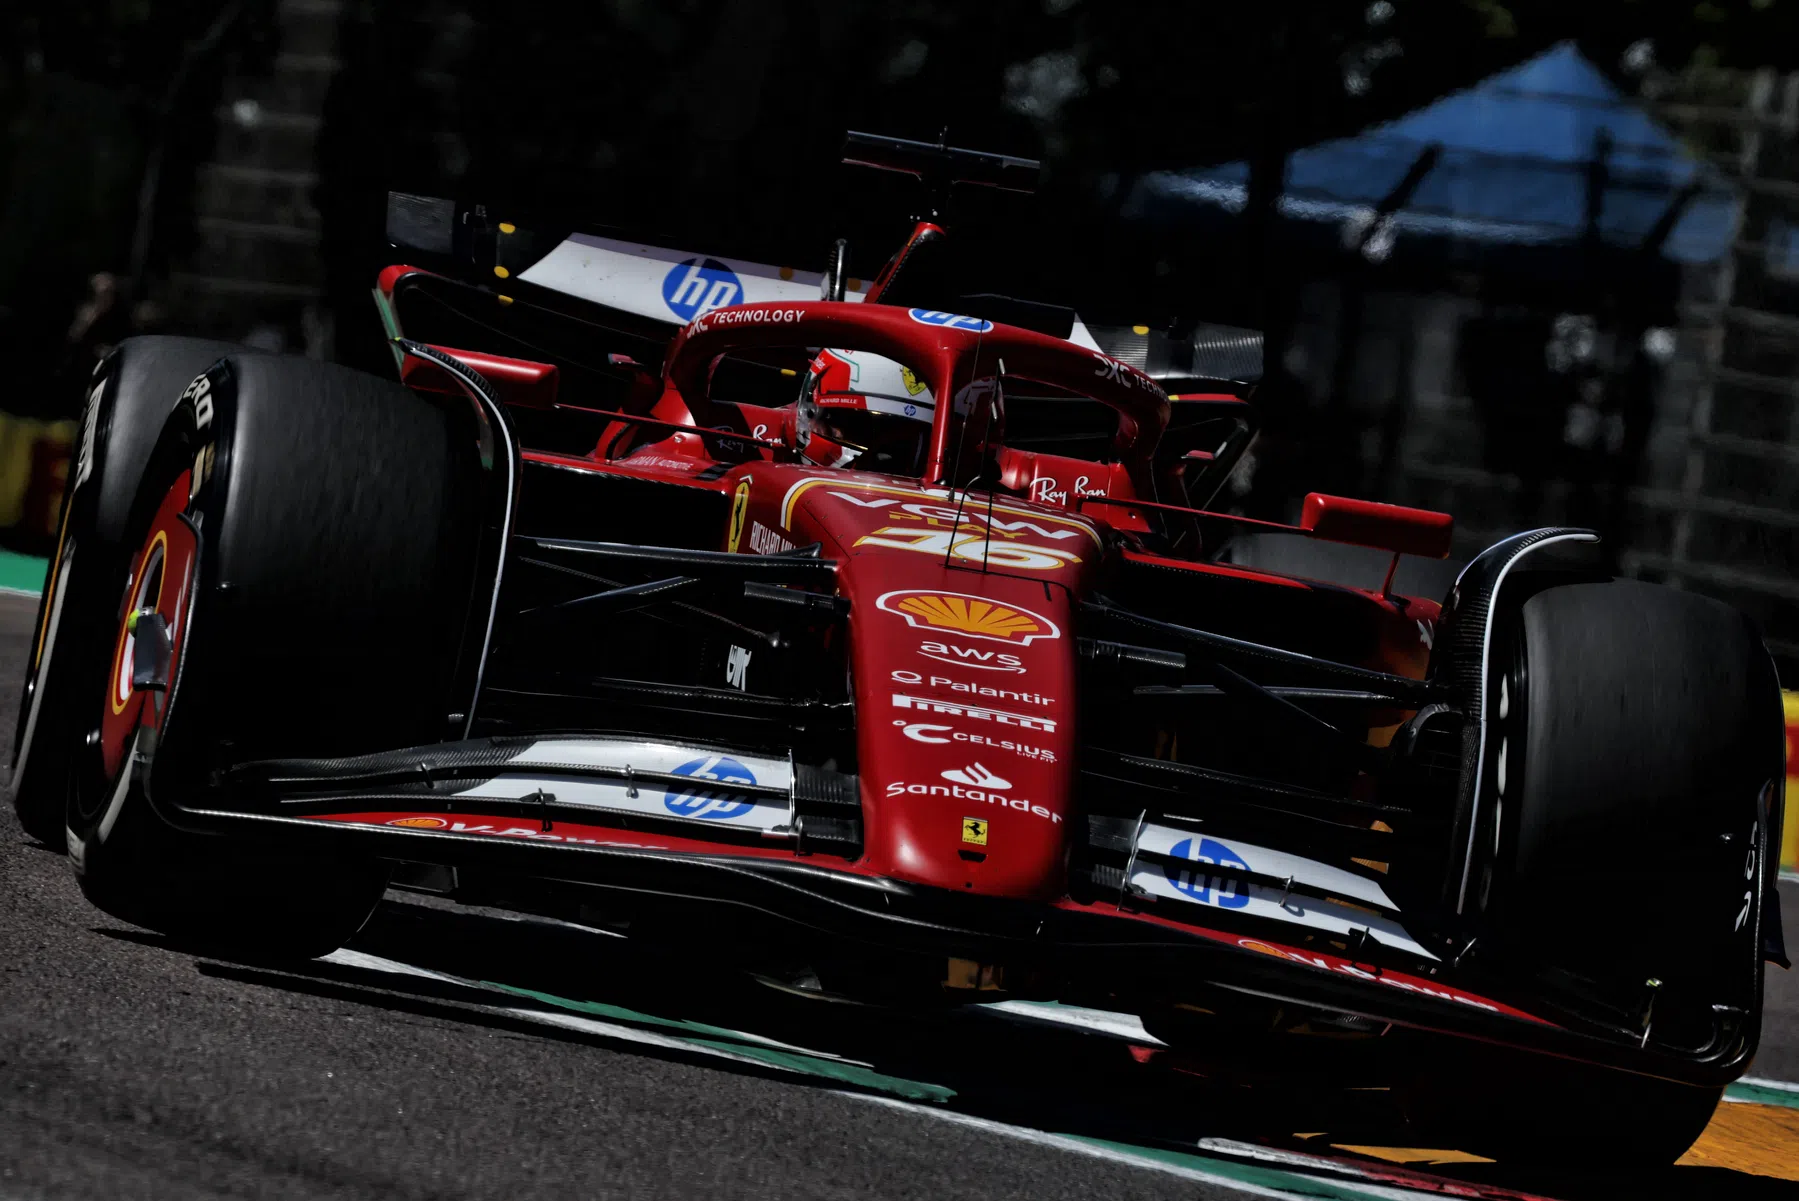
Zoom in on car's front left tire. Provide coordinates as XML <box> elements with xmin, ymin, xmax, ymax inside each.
<box><xmin>9</xmin><ymin>338</ymin><xmax>244</xmax><ymax>845</ymax></box>
<box><xmin>66</xmin><ymin>350</ymin><xmax>486</xmax><ymax>958</ymax></box>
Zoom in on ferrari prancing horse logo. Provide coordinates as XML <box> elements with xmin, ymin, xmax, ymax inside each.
<box><xmin>727</xmin><ymin>479</ymin><xmax>752</xmax><ymax>552</ymax></box>
<box><xmin>962</xmin><ymin>817</ymin><xmax>989</xmax><ymax>846</ymax></box>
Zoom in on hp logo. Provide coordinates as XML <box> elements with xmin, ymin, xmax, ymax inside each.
<box><xmin>1166</xmin><ymin>837</ymin><xmax>1250</xmax><ymax>908</ymax></box>
<box><xmin>664</xmin><ymin>755</ymin><xmax>758</xmax><ymax>821</ymax></box>
<box><xmin>908</xmin><ymin>309</ymin><xmax>993</xmax><ymax>333</ymax></box>
<box><xmin>663</xmin><ymin>258</ymin><xmax>744</xmax><ymax>321</ymax></box>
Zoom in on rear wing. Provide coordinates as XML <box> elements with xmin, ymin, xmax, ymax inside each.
<box><xmin>841</xmin><ymin>130</ymin><xmax>1039</xmax><ymax>217</ymax></box>
<box><xmin>381</xmin><ymin>192</ymin><xmax>1107</xmax><ymax>352</ymax></box>
<box><xmin>384</xmin><ymin>192</ymin><xmax>867</xmax><ymax>328</ymax></box>
<box><xmin>1086</xmin><ymin>321</ymin><xmax>1264</xmax><ymax>397</ymax></box>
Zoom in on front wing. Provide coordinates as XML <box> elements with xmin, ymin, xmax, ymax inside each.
<box><xmin>149</xmin><ymin>733</ymin><xmax>1758</xmax><ymax>1088</ymax></box>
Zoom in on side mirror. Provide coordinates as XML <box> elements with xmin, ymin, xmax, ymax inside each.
<box><xmin>402</xmin><ymin>345</ymin><xmax>560</xmax><ymax>409</ymax></box>
<box><xmin>608</xmin><ymin>353</ymin><xmax>662</xmax><ymax>410</ymax></box>
<box><xmin>1300</xmin><ymin>493</ymin><xmax>1453</xmax><ymax>560</ymax></box>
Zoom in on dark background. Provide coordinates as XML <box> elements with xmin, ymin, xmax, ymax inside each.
<box><xmin>1</xmin><ymin>0</ymin><xmax>1796</xmax><ymax>680</ymax></box>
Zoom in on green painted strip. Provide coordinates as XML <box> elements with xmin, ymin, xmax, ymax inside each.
<box><xmin>476</xmin><ymin>970</ymin><xmax>1418</xmax><ymax>1197</ymax></box>
<box><xmin>1727</xmin><ymin>1077</ymin><xmax>1799</xmax><ymax>1110</ymax></box>
<box><xmin>485</xmin><ymin>980</ymin><xmax>955</xmax><ymax>1103</ymax></box>
<box><xmin>0</xmin><ymin>549</ymin><xmax>45</xmax><ymax>595</ymax></box>
<box><xmin>1063</xmin><ymin>1135</ymin><xmax>1398</xmax><ymax>1201</ymax></box>
<box><xmin>681</xmin><ymin>1036</ymin><xmax>954</xmax><ymax>1102</ymax></box>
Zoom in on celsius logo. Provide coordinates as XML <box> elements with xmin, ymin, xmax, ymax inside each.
<box><xmin>664</xmin><ymin>755</ymin><xmax>758</xmax><ymax>820</ymax></box>
<box><xmin>941</xmin><ymin>763</ymin><xmax>1010</xmax><ymax>790</ymax></box>
<box><xmin>894</xmin><ymin>721</ymin><xmax>1057</xmax><ymax>764</ymax></box>
<box><xmin>663</xmin><ymin>258</ymin><xmax>743</xmax><ymax>321</ymax></box>
<box><xmin>908</xmin><ymin>309</ymin><xmax>993</xmax><ymax>333</ymax></box>
<box><xmin>1166</xmin><ymin>837</ymin><xmax>1250</xmax><ymax>909</ymax></box>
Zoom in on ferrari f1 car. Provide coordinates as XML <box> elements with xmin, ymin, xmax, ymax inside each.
<box><xmin>12</xmin><ymin>133</ymin><xmax>1788</xmax><ymax>1166</ymax></box>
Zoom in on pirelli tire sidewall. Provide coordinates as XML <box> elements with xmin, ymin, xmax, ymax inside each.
<box><xmin>9</xmin><ymin>337</ymin><xmax>241</xmax><ymax>845</ymax></box>
<box><xmin>70</xmin><ymin>351</ymin><xmax>485</xmax><ymax>955</ymax></box>
<box><xmin>67</xmin><ymin>361</ymin><xmax>234</xmax><ymax>909</ymax></box>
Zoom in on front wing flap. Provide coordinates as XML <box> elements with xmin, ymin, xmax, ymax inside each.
<box><xmin>146</xmin><ymin>732</ymin><xmax>1751</xmax><ymax>1087</ymax></box>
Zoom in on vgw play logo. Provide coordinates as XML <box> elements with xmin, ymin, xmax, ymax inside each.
<box><xmin>664</xmin><ymin>755</ymin><xmax>758</xmax><ymax>820</ymax></box>
<box><xmin>663</xmin><ymin>258</ymin><xmax>744</xmax><ymax>321</ymax></box>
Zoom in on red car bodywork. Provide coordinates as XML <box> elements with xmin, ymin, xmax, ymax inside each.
<box><xmin>346</xmin><ymin>284</ymin><xmax>1530</xmax><ymax>1023</ymax></box>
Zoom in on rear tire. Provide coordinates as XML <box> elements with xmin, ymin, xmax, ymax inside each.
<box><xmin>9</xmin><ymin>338</ymin><xmax>242</xmax><ymax>844</ymax></box>
<box><xmin>67</xmin><ymin>351</ymin><xmax>485</xmax><ymax>959</ymax></box>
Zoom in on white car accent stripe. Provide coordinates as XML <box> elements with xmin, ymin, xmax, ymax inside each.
<box><xmin>1135</xmin><ymin>823</ymin><xmax>1400</xmax><ymax>913</ymax></box>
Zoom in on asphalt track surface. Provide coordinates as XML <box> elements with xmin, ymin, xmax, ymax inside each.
<box><xmin>2</xmin><ymin>589</ymin><xmax>1797</xmax><ymax>1200</ymax></box>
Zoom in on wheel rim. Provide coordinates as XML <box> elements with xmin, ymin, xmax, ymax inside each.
<box><xmin>95</xmin><ymin>470</ymin><xmax>199</xmax><ymax>789</ymax></box>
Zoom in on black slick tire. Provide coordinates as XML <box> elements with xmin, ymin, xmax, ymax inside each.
<box><xmin>67</xmin><ymin>351</ymin><xmax>484</xmax><ymax>959</ymax></box>
<box><xmin>1488</xmin><ymin>578</ymin><xmax>1780</xmax><ymax>1009</ymax></box>
<box><xmin>9</xmin><ymin>338</ymin><xmax>243</xmax><ymax>845</ymax></box>
<box><xmin>1424</xmin><ymin>575</ymin><xmax>1781</xmax><ymax>1168</ymax></box>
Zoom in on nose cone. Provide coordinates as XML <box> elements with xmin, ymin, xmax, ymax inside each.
<box><xmin>845</xmin><ymin>560</ymin><xmax>1076</xmax><ymax>900</ymax></box>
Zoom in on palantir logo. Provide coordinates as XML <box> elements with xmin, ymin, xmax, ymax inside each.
<box><xmin>664</xmin><ymin>755</ymin><xmax>758</xmax><ymax>820</ymax></box>
<box><xmin>1166</xmin><ymin>837</ymin><xmax>1250</xmax><ymax>908</ymax></box>
<box><xmin>663</xmin><ymin>258</ymin><xmax>744</xmax><ymax>321</ymax></box>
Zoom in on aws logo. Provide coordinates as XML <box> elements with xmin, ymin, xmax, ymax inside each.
<box><xmin>876</xmin><ymin>591</ymin><xmax>1060</xmax><ymax>646</ymax></box>
<box><xmin>918</xmin><ymin>639</ymin><xmax>1024</xmax><ymax>673</ymax></box>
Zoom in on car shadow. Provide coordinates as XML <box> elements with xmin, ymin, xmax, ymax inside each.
<box><xmin>102</xmin><ymin>894</ymin><xmax>1799</xmax><ymax>1201</ymax></box>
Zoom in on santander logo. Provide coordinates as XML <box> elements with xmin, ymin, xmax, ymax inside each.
<box><xmin>940</xmin><ymin>763</ymin><xmax>1011</xmax><ymax>790</ymax></box>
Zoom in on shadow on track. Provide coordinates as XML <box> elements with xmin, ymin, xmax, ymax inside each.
<box><xmin>99</xmin><ymin>893</ymin><xmax>1799</xmax><ymax>1201</ymax></box>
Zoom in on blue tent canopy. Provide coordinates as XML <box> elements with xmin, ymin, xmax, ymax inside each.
<box><xmin>1132</xmin><ymin>42</ymin><xmax>1738</xmax><ymax>265</ymax></box>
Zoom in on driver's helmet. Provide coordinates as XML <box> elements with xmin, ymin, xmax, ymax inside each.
<box><xmin>796</xmin><ymin>349</ymin><xmax>935</xmax><ymax>474</ymax></box>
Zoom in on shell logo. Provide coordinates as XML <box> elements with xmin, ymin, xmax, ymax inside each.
<box><xmin>386</xmin><ymin>816</ymin><xmax>449</xmax><ymax>829</ymax></box>
<box><xmin>875</xmin><ymin>590</ymin><xmax>1061</xmax><ymax>646</ymax></box>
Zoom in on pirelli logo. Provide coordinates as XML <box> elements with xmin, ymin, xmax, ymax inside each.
<box><xmin>890</xmin><ymin>693</ymin><xmax>1057</xmax><ymax>733</ymax></box>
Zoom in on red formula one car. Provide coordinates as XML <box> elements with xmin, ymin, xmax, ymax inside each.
<box><xmin>11</xmin><ymin>134</ymin><xmax>1788</xmax><ymax>1166</ymax></box>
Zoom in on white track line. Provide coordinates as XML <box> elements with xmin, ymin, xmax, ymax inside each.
<box><xmin>323</xmin><ymin>949</ymin><xmax>1442</xmax><ymax>1199</ymax></box>
<box><xmin>322</xmin><ymin>948</ymin><xmax>870</xmax><ymax>1063</ymax></box>
<box><xmin>852</xmin><ymin>1095</ymin><xmax>1428</xmax><ymax>1201</ymax></box>
<box><xmin>1196</xmin><ymin>1138</ymin><xmax>1445</xmax><ymax>1178</ymax></box>
<box><xmin>1739</xmin><ymin>1076</ymin><xmax>1799</xmax><ymax>1093</ymax></box>
<box><xmin>322</xmin><ymin>949</ymin><xmax>805</xmax><ymax>1071</ymax></box>
<box><xmin>1728</xmin><ymin>1075</ymin><xmax>1799</xmax><ymax>1101</ymax></box>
